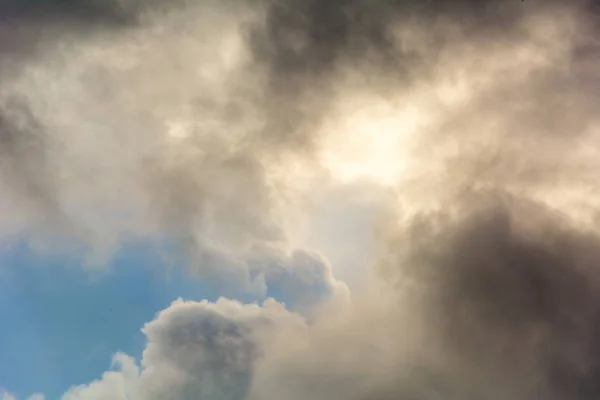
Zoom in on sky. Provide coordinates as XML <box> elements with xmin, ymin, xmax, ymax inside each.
<box><xmin>2</xmin><ymin>0</ymin><xmax>600</xmax><ymax>399</ymax></box>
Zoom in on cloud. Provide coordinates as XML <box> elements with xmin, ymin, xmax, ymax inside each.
<box><xmin>60</xmin><ymin>298</ymin><xmax>305</xmax><ymax>400</ymax></box>
<box><xmin>174</xmin><ymin>242</ymin><xmax>349</xmax><ymax>313</ymax></box>
<box><xmin>4</xmin><ymin>0</ymin><xmax>600</xmax><ymax>399</ymax></box>
<box><xmin>0</xmin><ymin>0</ymin><xmax>269</xmax><ymax>250</ymax></box>
<box><xmin>61</xmin><ymin>353</ymin><xmax>139</xmax><ymax>400</ymax></box>
<box><xmin>0</xmin><ymin>391</ymin><xmax>40</xmax><ymax>400</ymax></box>
<box><xmin>369</xmin><ymin>192</ymin><xmax>600</xmax><ymax>400</ymax></box>
<box><xmin>0</xmin><ymin>391</ymin><xmax>16</xmax><ymax>400</ymax></box>
<box><xmin>241</xmin><ymin>200</ymin><xmax>600</xmax><ymax>400</ymax></box>
<box><xmin>0</xmin><ymin>0</ymin><xmax>595</xmax><ymax>263</ymax></box>
<box><xmin>0</xmin><ymin>0</ymin><xmax>354</xmax><ymax>306</ymax></box>
<box><xmin>59</xmin><ymin>196</ymin><xmax>600</xmax><ymax>400</ymax></box>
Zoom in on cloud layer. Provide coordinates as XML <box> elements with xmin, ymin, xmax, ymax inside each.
<box><xmin>2</xmin><ymin>0</ymin><xmax>600</xmax><ymax>399</ymax></box>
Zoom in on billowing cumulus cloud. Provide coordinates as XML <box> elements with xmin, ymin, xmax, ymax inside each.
<box><xmin>61</xmin><ymin>298</ymin><xmax>305</xmax><ymax>400</ymax></box>
<box><xmin>3</xmin><ymin>0</ymin><xmax>600</xmax><ymax>399</ymax></box>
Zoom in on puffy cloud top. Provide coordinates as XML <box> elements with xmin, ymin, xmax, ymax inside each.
<box><xmin>61</xmin><ymin>298</ymin><xmax>305</xmax><ymax>400</ymax></box>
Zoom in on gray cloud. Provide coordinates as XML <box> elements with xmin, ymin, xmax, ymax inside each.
<box><xmin>252</xmin><ymin>0</ymin><xmax>520</xmax><ymax>78</ymax></box>
<box><xmin>138</xmin><ymin>298</ymin><xmax>304</xmax><ymax>400</ymax></box>
<box><xmin>61</xmin><ymin>298</ymin><xmax>305</xmax><ymax>400</ymax></box>
<box><xmin>0</xmin><ymin>1</ymin><xmax>127</xmax><ymax>23</ymax></box>
<box><xmin>370</xmin><ymin>192</ymin><xmax>600</xmax><ymax>399</ymax></box>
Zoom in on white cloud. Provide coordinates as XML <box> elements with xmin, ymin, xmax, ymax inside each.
<box><xmin>1</xmin><ymin>390</ymin><xmax>44</xmax><ymax>400</ymax></box>
<box><xmin>1</xmin><ymin>390</ymin><xmax>16</xmax><ymax>400</ymax></box>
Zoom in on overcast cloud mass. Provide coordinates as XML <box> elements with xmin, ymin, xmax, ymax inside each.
<box><xmin>2</xmin><ymin>0</ymin><xmax>600</xmax><ymax>399</ymax></box>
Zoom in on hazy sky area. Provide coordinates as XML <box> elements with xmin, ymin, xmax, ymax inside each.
<box><xmin>1</xmin><ymin>0</ymin><xmax>600</xmax><ymax>399</ymax></box>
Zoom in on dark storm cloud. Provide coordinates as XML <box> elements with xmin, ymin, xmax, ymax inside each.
<box><xmin>252</xmin><ymin>0</ymin><xmax>593</xmax><ymax>75</ymax></box>
<box><xmin>0</xmin><ymin>101</ymin><xmax>64</xmax><ymax>231</ymax></box>
<box><xmin>0</xmin><ymin>0</ymin><xmax>143</xmax><ymax>85</ymax></box>
<box><xmin>0</xmin><ymin>0</ymin><xmax>137</xmax><ymax>25</ymax></box>
<box><xmin>0</xmin><ymin>104</ymin><xmax>50</xmax><ymax>202</ymax></box>
<box><xmin>376</xmin><ymin>190</ymin><xmax>600</xmax><ymax>400</ymax></box>
<box><xmin>252</xmin><ymin>0</ymin><xmax>518</xmax><ymax>78</ymax></box>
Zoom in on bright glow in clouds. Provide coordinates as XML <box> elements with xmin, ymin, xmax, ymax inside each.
<box><xmin>319</xmin><ymin>97</ymin><xmax>426</xmax><ymax>186</ymax></box>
